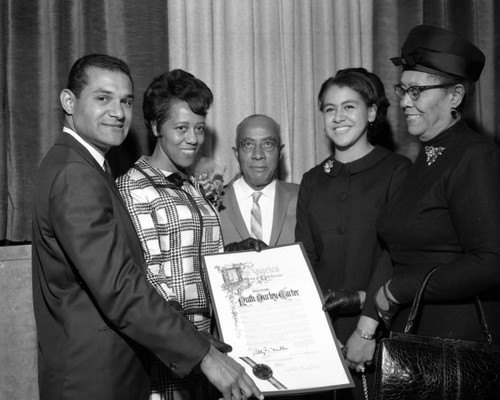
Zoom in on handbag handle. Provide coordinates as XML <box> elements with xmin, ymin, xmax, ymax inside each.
<box><xmin>403</xmin><ymin>266</ymin><xmax>493</xmax><ymax>344</ymax></box>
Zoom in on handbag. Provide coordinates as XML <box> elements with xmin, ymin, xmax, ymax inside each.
<box><xmin>373</xmin><ymin>267</ymin><xmax>500</xmax><ymax>400</ymax></box>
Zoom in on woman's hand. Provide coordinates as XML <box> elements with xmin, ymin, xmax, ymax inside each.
<box><xmin>345</xmin><ymin>316</ymin><xmax>378</xmax><ymax>373</ymax></box>
<box><xmin>345</xmin><ymin>331</ymin><xmax>376</xmax><ymax>373</ymax></box>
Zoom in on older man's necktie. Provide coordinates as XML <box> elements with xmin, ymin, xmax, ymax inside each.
<box><xmin>250</xmin><ymin>191</ymin><xmax>263</xmax><ymax>240</ymax></box>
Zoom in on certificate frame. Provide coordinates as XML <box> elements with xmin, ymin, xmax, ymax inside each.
<box><xmin>202</xmin><ymin>243</ymin><xmax>354</xmax><ymax>396</ymax></box>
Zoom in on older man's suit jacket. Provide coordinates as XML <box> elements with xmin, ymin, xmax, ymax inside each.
<box><xmin>32</xmin><ymin>133</ymin><xmax>210</xmax><ymax>400</ymax></box>
<box><xmin>219</xmin><ymin>180</ymin><xmax>299</xmax><ymax>247</ymax></box>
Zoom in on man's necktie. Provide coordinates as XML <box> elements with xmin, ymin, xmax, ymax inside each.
<box><xmin>250</xmin><ymin>191</ymin><xmax>263</xmax><ymax>240</ymax></box>
<box><xmin>103</xmin><ymin>159</ymin><xmax>113</xmax><ymax>178</ymax></box>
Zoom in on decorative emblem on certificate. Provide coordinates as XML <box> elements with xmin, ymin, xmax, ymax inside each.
<box><xmin>240</xmin><ymin>356</ymin><xmax>287</xmax><ymax>390</ymax></box>
<box><xmin>203</xmin><ymin>244</ymin><xmax>353</xmax><ymax>396</ymax></box>
<box><xmin>253</xmin><ymin>363</ymin><xmax>273</xmax><ymax>380</ymax></box>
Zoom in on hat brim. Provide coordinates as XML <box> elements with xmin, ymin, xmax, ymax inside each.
<box><xmin>401</xmin><ymin>64</ymin><xmax>461</xmax><ymax>80</ymax></box>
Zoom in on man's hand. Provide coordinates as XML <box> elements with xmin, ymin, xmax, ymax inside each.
<box><xmin>224</xmin><ymin>238</ymin><xmax>268</xmax><ymax>252</ymax></box>
<box><xmin>200</xmin><ymin>346</ymin><xmax>264</xmax><ymax>400</ymax></box>
<box><xmin>322</xmin><ymin>289</ymin><xmax>363</xmax><ymax>314</ymax></box>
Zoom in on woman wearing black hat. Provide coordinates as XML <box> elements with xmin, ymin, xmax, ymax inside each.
<box><xmin>345</xmin><ymin>25</ymin><xmax>500</xmax><ymax>373</ymax></box>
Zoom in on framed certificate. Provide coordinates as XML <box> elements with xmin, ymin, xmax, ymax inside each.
<box><xmin>202</xmin><ymin>243</ymin><xmax>354</xmax><ymax>396</ymax></box>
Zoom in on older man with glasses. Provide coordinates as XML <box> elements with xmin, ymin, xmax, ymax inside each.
<box><xmin>219</xmin><ymin>114</ymin><xmax>299</xmax><ymax>249</ymax></box>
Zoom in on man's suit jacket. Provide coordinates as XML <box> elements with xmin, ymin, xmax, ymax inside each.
<box><xmin>32</xmin><ymin>133</ymin><xmax>210</xmax><ymax>400</ymax></box>
<box><xmin>219</xmin><ymin>179</ymin><xmax>299</xmax><ymax>247</ymax></box>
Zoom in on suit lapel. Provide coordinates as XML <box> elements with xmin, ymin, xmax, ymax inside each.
<box><xmin>225</xmin><ymin>184</ymin><xmax>251</xmax><ymax>240</ymax></box>
<box><xmin>269</xmin><ymin>180</ymin><xmax>290</xmax><ymax>246</ymax></box>
<box><xmin>56</xmin><ymin>133</ymin><xmax>130</xmax><ymax>215</ymax></box>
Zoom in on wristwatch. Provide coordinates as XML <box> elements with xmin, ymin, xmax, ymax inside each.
<box><xmin>356</xmin><ymin>327</ymin><xmax>375</xmax><ymax>340</ymax></box>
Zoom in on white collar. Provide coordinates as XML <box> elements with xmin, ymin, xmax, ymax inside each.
<box><xmin>236</xmin><ymin>177</ymin><xmax>276</xmax><ymax>198</ymax></box>
<box><xmin>63</xmin><ymin>127</ymin><xmax>106</xmax><ymax>170</ymax></box>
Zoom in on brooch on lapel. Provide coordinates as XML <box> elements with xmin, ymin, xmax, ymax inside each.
<box><xmin>424</xmin><ymin>146</ymin><xmax>445</xmax><ymax>166</ymax></box>
<box><xmin>324</xmin><ymin>159</ymin><xmax>335</xmax><ymax>173</ymax></box>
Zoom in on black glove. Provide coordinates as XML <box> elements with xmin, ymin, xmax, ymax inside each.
<box><xmin>375</xmin><ymin>283</ymin><xmax>400</xmax><ymax>330</ymax></box>
<box><xmin>168</xmin><ymin>301</ymin><xmax>232</xmax><ymax>353</ymax></box>
<box><xmin>224</xmin><ymin>237</ymin><xmax>268</xmax><ymax>252</ymax></box>
<box><xmin>322</xmin><ymin>289</ymin><xmax>362</xmax><ymax>314</ymax></box>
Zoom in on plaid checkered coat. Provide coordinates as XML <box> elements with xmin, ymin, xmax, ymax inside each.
<box><xmin>117</xmin><ymin>156</ymin><xmax>224</xmax><ymax>399</ymax></box>
<box><xmin>117</xmin><ymin>156</ymin><xmax>224</xmax><ymax>329</ymax></box>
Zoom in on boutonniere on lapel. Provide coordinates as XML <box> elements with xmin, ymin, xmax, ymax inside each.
<box><xmin>323</xmin><ymin>159</ymin><xmax>335</xmax><ymax>173</ymax></box>
<box><xmin>193</xmin><ymin>157</ymin><xmax>226</xmax><ymax>211</ymax></box>
<box><xmin>424</xmin><ymin>146</ymin><xmax>446</xmax><ymax>166</ymax></box>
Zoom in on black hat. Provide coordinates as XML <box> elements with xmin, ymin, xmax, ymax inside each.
<box><xmin>391</xmin><ymin>25</ymin><xmax>485</xmax><ymax>81</ymax></box>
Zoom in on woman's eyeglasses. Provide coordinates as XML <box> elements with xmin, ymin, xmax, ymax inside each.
<box><xmin>393</xmin><ymin>83</ymin><xmax>454</xmax><ymax>101</ymax></box>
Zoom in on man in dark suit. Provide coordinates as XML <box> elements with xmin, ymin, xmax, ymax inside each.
<box><xmin>220</xmin><ymin>114</ymin><xmax>299</xmax><ymax>247</ymax></box>
<box><xmin>31</xmin><ymin>54</ymin><xmax>262</xmax><ymax>400</ymax></box>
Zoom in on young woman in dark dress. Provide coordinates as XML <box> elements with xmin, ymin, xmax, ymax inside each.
<box><xmin>295</xmin><ymin>68</ymin><xmax>411</xmax><ymax>400</ymax></box>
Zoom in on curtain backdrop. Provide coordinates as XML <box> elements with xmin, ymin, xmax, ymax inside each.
<box><xmin>1</xmin><ymin>0</ymin><xmax>498</xmax><ymax>243</ymax></box>
<box><xmin>372</xmin><ymin>0</ymin><xmax>500</xmax><ymax>160</ymax></box>
<box><xmin>167</xmin><ymin>0</ymin><xmax>373</xmax><ymax>185</ymax></box>
<box><xmin>1</xmin><ymin>0</ymin><xmax>171</xmax><ymax>242</ymax></box>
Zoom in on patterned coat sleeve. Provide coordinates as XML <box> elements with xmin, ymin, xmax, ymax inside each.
<box><xmin>117</xmin><ymin>171</ymin><xmax>178</xmax><ymax>302</ymax></box>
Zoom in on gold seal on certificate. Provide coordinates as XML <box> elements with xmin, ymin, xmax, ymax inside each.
<box><xmin>240</xmin><ymin>356</ymin><xmax>287</xmax><ymax>390</ymax></box>
<box><xmin>203</xmin><ymin>243</ymin><xmax>353</xmax><ymax>396</ymax></box>
<box><xmin>253</xmin><ymin>363</ymin><xmax>273</xmax><ymax>380</ymax></box>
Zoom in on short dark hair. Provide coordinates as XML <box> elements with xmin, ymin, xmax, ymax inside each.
<box><xmin>143</xmin><ymin>69</ymin><xmax>213</xmax><ymax>136</ymax></box>
<box><xmin>67</xmin><ymin>54</ymin><xmax>133</xmax><ymax>98</ymax></box>
<box><xmin>318</xmin><ymin>68</ymin><xmax>390</xmax><ymax>138</ymax></box>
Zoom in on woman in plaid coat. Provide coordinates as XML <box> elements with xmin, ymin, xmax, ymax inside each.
<box><xmin>117</xmin><ymin>69</ymin><xmax>264</xmax><ymax>400</ymax></box>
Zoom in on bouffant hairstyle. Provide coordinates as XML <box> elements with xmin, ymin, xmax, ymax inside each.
<box><xmin>317</xmin><ymin>67</ymin><xmax>390</xmax><ymax>138</ymax></box>
<box><xmin>143</xmin><ymin>69</ymin><xmax>213</xmax><ymax>136</ymax></box>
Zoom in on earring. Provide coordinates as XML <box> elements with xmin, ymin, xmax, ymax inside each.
<box><xmin>451</xmin><ymin>107</ymin><xmax>457</xmax><ymax>119</ymax></box>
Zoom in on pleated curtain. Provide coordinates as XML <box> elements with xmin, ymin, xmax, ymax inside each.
<box><xmin>1</xmin><ymin>0</ymin><xmax>498</xmax><ymax>242</ymax></box>
<box><xmin>372</xmin><ymin>0</ymin><xmax>499</xmax><ymax>159</ymax></box>
<box><xmin>167</xmin><ymin>0</ymin><xmax>373</xmax><ymax>185</ymax></box>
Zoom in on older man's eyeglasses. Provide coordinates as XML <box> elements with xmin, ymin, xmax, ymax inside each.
<box><xmin>239</xmin><ymin>139</ymin><xmax>278</xmax><ymax>152</ymax></box>
<box><xmin>393</xmin><ymin>83</ymin><xmax>454</xmax><ymax>101</ymax></box>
